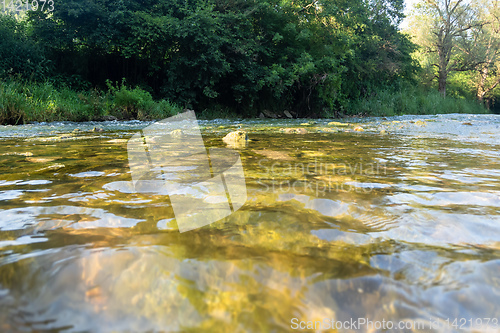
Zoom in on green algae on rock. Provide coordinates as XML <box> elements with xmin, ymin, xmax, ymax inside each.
<box><xmin>280</xmin><ymin>128</ymin><xmax>308</xmax><ymax>134</ymax></box>
<box><xmin>222</xmin><ymin>130</ymin><xmax>248</xmax><ymax>148</ymax></box>
<box><xmin>327</xmin><ymin>121</ymin><xmax>350</xmax><ymax>127</ymax></box>
<box><xmin>33</xmin><ymin>163</ymin><xmax>65</xmax><ymax>173</ymax></box>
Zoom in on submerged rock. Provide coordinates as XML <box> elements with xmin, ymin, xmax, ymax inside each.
<box><xmin>223</xmin><ymin>130</ymin><xmax>248</xmax><ymax>148</ymax></box>
<box><xmin>29</xmin><ymin>135</ymin><xmax>100</xmax><ymax>142</ymax></box>
<box><xmin>252</xmin><ymin>149</ymin><xmax>293</xmax><ymax>160</ymax></box>
<box><xmin>34</xmin><ymin>163</ymin><xmax>65</xmax><ymax>173</ymax></box>
<box><xmin>280</xmin><ymin>128</ymin><xmax>308</xmax><ymax>134</ymax></box>
<box><xmin>320</xmin><ymin>128</ymin><xmax>339</xmax><ymax>133</ymax></box>
<box><xmin>353</xmin><ymin>126</ymin><xmax>364</xmax><ymax>132</ymax></box>
<box><xmin>26</xmin><ymin>157</ymin><xmax>57</xmax><ymax>163</ymax></box>
<box><xmin>2</xmin><ymin>152</ymin><xmax>33</xmax><ymax>157</ymax></box>
<box><xmin>170</xmin><ymin>129</ymin><xmax>183</xmax><ymax>138</ymax></box>
<box><xmin>327</xmin><ymin>121</ymin><xmax>349</xmax><ymax>127</ymax></box>
<box><xmin>261</xmin><ymin>110</ymin><xmax>278</xmax><ymax>119</ymax></box>
<box><xmin>106</xmin><ymin>139</ymin><xmax>128</xmax><ymax>144</ymax></box>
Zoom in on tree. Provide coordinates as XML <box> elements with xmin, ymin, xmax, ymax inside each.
<box><xmin>321</xmin><ymin>0</ymin><xmax>417</xmax><ymax>103</ymax></box>
<box><xmin>409</xmin><ymin>0</ymin><xmax>483</xmax><ymax>97</ymax></box>
<box><xmin>468</xmin><ymin>1</ymin><xmax>500</xmax><ymax>102</ymax></box>
<box><xmin>25</xmin><ymin>0</ymin><xmax>417</xmax><ymax>116</ymax></box>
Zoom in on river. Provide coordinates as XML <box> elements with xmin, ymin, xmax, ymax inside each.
<box><xmin>0</xmin><ymin>113</ymin><xmax>499</xmax><ymax>332</ymax></box>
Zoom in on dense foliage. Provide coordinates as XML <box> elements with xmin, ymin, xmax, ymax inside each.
<box><xmin>1</xmin><ymin>0</ymin><xmax>495</xmax><ymax>120</ymax></box>
<box><xmin>0</xmin><ymin>0</ymin><xmax>416</xmax><ymax>117</ymax></box>
<box><xmin>0</xmin><ymin>14</ymin><xmax>48</xmax><ymax>80</ymax></box>
<box><xmin>407</xmin><ymin>0</ymin><xmax>500</xmax><ymax>108</ymax></box>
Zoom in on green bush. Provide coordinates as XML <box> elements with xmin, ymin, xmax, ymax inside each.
<box><xmin>106</xmin><ymin>79</ymin><xmax>153</xmax><ymax>119</ymax></box>
<box><xmin>106</xmin><ymin>79</ymin><xmax>182</xmax><ymax>120</ymax></box>
<box><xmin>0</xmin><ymin>81</ymin><xmax>30</xmax><ymax>124</ymax></box>
<box><xmin>148</xmin><ymin>99</ymin><xmax>183</xmax><ymax>120</ymax></box>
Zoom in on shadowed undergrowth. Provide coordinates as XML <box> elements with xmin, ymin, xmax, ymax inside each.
<box><xmin>344</xmin><ymin>86</ymin><xmax>488</xmax><ymax>117</ymax></box>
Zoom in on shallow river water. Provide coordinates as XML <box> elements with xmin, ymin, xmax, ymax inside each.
<box><xmin>0</xmin><ymin>114</ymin><xmax>499</xmax><ymax>332</ymax></box>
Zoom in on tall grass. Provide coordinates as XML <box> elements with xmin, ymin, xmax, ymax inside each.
<box><xmin>345</xmin><ymin>86</ymin><xmax>488</xmax><ymax>117</ymax></box>
<box><xmin>0</xmin><ymin>81</ymin><xmax>29</xmax><ymax>124</ymax></box>
<box><xmin>0</xmin><ymin>80</ymin><xmax>182</xmax><ymax>125</ymax></box>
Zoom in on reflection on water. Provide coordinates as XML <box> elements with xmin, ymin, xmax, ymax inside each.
<box><xmin>0</xmin><ymin>114</ymin><xmax>499</xmax><ymax>332</ymax></box>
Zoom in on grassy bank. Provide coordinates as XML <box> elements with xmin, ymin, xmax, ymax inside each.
<box><xmin>344</xmin><ymin>86</ymin><xmax>489</xmax><ymax>117</ymax></box>
<box><xmin>0</xmin><ymin>80</ymin><xmax>490</xmax><ymax>124</ymax></box>
<box><xmin>0</xmin><ymin>80</ymin><xmax>182</xmax><ymax>124</ymax></box>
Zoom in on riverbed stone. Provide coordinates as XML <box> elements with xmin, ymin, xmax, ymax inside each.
<box><xmin>223</xmin><ymin>130</ymin><xmax>248</xmax><ymax>147</ymax></box>
<box><xmin>328</xmin><ymin>121</ymin><xmax>349</xmax><ymax>127</ymax></box>
<box><xmin>280</xmin><ymin>128</ymin><xmax>308</xmax><ymax>134</ymax></box>
<box><xmin>26</xmin><ymin>157</ymin><xmax>57</xmax><ymax>163</ymax></box>
<box><xmin>261</xmin><ymin>110</ymin><xmax>278</xmax><ymax>118</ymax></box>
<box><xmin>2</xmin><ymin>152</ymin><xmax>33</xmax><ymax>157</ymax></box>
<box><xmin>252</xmin><ymin>149</ymin><xmax>293</xmax><ymax>160</ymax></box>
<box><xmin>170</xmin><ymin>129</ymin><xmax>183</xmax><ymax>138</ymax></box>
<box><xmin>34</xmin><ymin>163</ymin><xmax>65</xmax><ymax>173</ymax></box>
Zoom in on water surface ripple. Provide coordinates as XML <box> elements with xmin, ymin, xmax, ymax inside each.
<box><xmin>0</xmin><ymin>114</ymin><xmax>499</xmax><ymax>332</ymax></box>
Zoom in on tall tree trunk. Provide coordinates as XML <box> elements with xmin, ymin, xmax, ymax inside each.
<box><xmin>476</xmin><ymin>61</ymin><xmax>500</xmax><ymax>102</ymax></box>
<box><xmin>438</xmin><ymin>55</ymin><xmax>448</xmax><ymax>98</ymax></box>
<box><xmin>438</xmin><ymin>68</ymin><xmax>447</xmax><ymax>98</ymax></box>
<box><xmin>437</xmin><ymin>27</ymin><xmax>450</xmax><ymax>98</ymax></box>
<box><xmin>477</xmin><ymin>66</ymin><xmax>488</xmax><ymax>102</ymax></box>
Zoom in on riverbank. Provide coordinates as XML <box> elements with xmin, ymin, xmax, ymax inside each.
<box><xmin>0</xmin><ymin>80</ymin><xmax>489</xmax><ymax>125</ymax></box>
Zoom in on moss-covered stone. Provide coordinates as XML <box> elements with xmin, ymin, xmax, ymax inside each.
<box><xmin>280</xmin><ymin>128</ymin><xmax>308</xmax><ymax>134</ymax></box>
<box><xmin>223</xmin><ymin>130</ymin><xmax>248</xmax><ymax>148</ymax></box>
